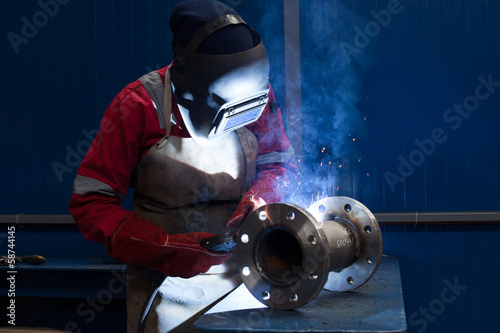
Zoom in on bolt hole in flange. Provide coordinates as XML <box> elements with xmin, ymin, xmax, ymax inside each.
<box><xmin>344</xmin><ymin>204</ymin><xmax>351</xmax><ymax>212</ymax></box>
<box><xmin>308</xmin><ymin>235</ymin><xmax>317</xmax><ymax>245</ymax></box>
<box><xmin>241</xmin><ymin>233</ymin><xmax>249</xmax><ymax>244</ymax></box>
<box><xmin>347</xmin><ymin>276</ymin><xmax>354</xmax><ymax>285</ymax></box>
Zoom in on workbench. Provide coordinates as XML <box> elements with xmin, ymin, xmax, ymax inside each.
<box><xmin>194</xmin><ymin>255</ymin><xmax>406</xmax><ymax>332</ymax></box>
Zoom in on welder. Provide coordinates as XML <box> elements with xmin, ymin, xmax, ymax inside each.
<box><xmin>68</xmin><ymin>0</ymin><xmax>297</xmax><ymax>332</ymax></box>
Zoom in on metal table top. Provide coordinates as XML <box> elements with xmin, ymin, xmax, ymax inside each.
<box><xmin>194</xmin><ymin>255</ymin><xmax>407</xmax><ymax>332</ymax></box>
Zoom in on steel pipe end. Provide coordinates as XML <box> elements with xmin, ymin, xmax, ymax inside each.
<box><xmin>236</xmin><ymin>203</ymin><xmax>331</xmax><ymax>310</ymax></box>
<box><xmin>308</xmin><ymin>196</ymin><xmax>383</xmax><ymax>292</ymax></box>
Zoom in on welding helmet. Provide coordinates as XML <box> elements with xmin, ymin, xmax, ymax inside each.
<box><xmin>169</xmin><ymin>1</ymin><xmax>270</xmax><ymax>143</ymax></box>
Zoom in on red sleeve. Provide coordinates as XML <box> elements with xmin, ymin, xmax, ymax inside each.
<box><xmin>245</xmin><ymin>84</ymin><xmax>299</xmax><ymax>203</ymax></box>
<box><xmin>69</xmin><ymin>71</ymin><xmax>167</xmax><ymax>244</ymax></box>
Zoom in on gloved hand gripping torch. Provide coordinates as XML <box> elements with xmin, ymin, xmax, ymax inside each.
<box><xmin>200</xmin><ymin>234</ymin><xmax>237</xmax><ymax>252</ymax></box>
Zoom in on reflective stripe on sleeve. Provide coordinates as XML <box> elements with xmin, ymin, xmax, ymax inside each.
<box><xmin>256</xmin><ymin>146</ymin><xmax>296</xmax><ymax>165</ymax></box>
<box><xmin>73</xmin><ymin>175</ymin><xmax>125</xmax><ymax>201</ymax></box>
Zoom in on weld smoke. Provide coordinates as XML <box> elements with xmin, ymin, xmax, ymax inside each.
<box><xmin>257</xmin><ymin>0</ymin><xmax>373</xmax><ymax>206</ymax></box>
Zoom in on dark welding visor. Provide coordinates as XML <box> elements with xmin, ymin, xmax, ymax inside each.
<box><xmin>170</xmin><ymin>14</ymin><xmax>270</xmax><ymax>143</ymax></box>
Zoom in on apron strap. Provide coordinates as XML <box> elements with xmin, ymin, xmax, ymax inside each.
<box><xmin>163</xmin><ymin>70</ymin><xmax>172</xmax><ymax>138</ymax></box>
<box><xmin>139</xmin><ymin>68</ymin><xmax>173</xmax><ymax>148</ymax></box>
<box><xmin>155</xmin><ymin>69</ymin><xmax>172</xmax><ymax>149</ymax></box>
<box><xmin>235</xmin><ymin>128</ymin><xmax>258</xmax><ymax>195</ymax></box>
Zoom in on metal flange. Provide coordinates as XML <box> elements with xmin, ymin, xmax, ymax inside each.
<box><xmin>308</xmin><ymin>196</ymin><xmax>383</xmax><ymax>292</ymax></box>
<box><xmin>236</xmin><ymin>203</ymin><xmax>330</xmax><ymax>310</ymax></box>
<box><xmin>236</xmin><ymin>196</ymin><xmax>383</xmax><ymax>310</ymax></box>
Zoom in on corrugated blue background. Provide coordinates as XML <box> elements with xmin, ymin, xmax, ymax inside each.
<box><xmin>298</xmin><ymin>0</ymin><xmax>500</xmax><ymax>213</ymax></box>
<box><xmin>1</xmin><ymin>0</ymin><xmax>499</xmax><ymax>332</ymax></box>
<box><xmin>2</xmin><ymin>0</ymin><xmax>499</xmax><ymax>214</ymax></box>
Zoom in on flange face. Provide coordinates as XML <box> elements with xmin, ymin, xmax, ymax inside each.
<box><xmin>236</xmin><ymin>203</ymin><xmax>330</xmax><ymax>310</ymax></box>
<box><xmin>308</xmin><ymin>196</ymin><xmax>383</xmax><ymax>292</ymax></box>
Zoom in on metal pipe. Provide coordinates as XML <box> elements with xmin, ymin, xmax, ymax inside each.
<box><xmin>236</xmin><ymin>196</ymin><xmax>383</xmax><ymax>310</ymax></box>
<box><xmin>322</xmin><ymin>216</ymin><xmax>360</xmax><ymax>272</ymax></box>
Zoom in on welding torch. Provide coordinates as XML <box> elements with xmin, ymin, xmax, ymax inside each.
<box><xmin>200</xmin><ymin>234</ymin><xmax>236</xmax><ymax>252</ymax></box>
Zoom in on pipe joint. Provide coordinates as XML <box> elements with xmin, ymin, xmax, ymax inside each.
<box><xmin>236</xmin><ymin>196</ymin><xmax>383</xmax><ymax>310</ymax></box>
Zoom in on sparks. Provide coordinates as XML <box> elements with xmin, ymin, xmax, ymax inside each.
<box><xmin>264</xmin><ymin>205</ymin><xmax>275</xmax><ymax>225</ymax></box>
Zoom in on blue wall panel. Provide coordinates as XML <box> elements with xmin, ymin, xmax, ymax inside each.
<box><xmin>3</xmin><ymin>0</ymin><xmax>498</xmax><ymax>214</ymax></box>
<box><xmin>382</xmin><ymin>224</ymin><xmax>500</xmax><ymax>333</ymax></box>
<box><xmin>0</xmin><ymin>0</ymin><xmax>282</xmax><ymax>214</ymax></box>
<box><xmin>298</xmin><ymin>0</ymin><xmax>500</xmax><ymax>213</ymax></box>
<box><xmin>1</xmin><ymin>1</ymin><xmax>500</xmax><ymax>332</ymax></box>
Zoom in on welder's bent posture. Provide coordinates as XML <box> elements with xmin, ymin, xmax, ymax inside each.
<box><xmin>68</xmin><ymin>1</ymin><xmax>297</xmax><ymax>332</ymax></box>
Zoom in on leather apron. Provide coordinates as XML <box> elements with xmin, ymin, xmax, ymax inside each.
<box><xmin>127</xmin><ymin>70</ymin><xmax>258</xmax><ymax>332</ymax></box>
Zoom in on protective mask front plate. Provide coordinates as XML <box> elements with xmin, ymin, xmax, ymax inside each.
<box><xmin>170</xmin><ymin>15</ymin><xmax>270</xmax><ymax>143</ymax></box>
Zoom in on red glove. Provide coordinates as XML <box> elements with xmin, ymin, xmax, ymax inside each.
<box><xmin>106</xmin><ymin>213</ymin><xmax>232</xmax><ymax>278</ymax></box>
<box><xmin>227</xmin><ymin>193</ymin><xmax>267</xmax><ymax>231</ymax></box>
<box><xmin>227</xmin><ymin>168</ymin><xmax>287</xmax><ymax>232</ymax></box>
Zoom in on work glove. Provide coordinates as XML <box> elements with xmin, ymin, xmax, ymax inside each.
<box><xmin>227</xmin><ymin>170</ymin><xmax>286</xmax><ymax>233</ymax></box>
<box><xmin>106</xmin><ymin>213</ymin><xmax>232</xmax><ymax>278</ymax></box>
<box><xmin>227</xmin><ymin>193</ymin><xmax>267</xmax><ymax>233</ymax></box>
